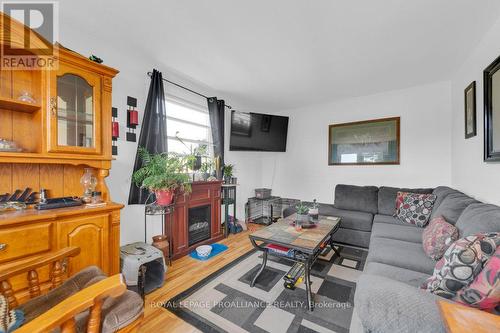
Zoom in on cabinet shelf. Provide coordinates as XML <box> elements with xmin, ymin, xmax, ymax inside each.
<box><xmin>0</xmin><ymin>97</ymin><xmax>41</xmax><ymax>113</ymax></box>
<box><xmin>0</xmin><ymin>151</ymin><xmax>112</xmax><ymax>168</ymax></box>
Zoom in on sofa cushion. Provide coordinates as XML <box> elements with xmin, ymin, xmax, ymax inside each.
<box><xmin>371</xmin><ymin>221</ymin><xmax>423</xmax><ymax>243</ymax></box>
<box><xmin>430</xmin><ymin>191</ymin><xmax>479</xmax><ymax>225</ymax></box>
<box><xmin>365</xmin><ymin>262</ymin><xmax>430</xmax><ymax>287</ymax></box>
<box><xmin>378</xmin><ymin>186</ymin><xmax>433</xmax><ymax>216</ymax></box>
<box><xmin>455</xmin><ymin>246</ymin><xmax>500</xmax><ymax>311</ymax></box>
<box><xmin>395</xmin><ymin>192</ymin><xmax>437</xmax><ymax>227</ymax></box>
<box><xmin>354</xmin><ymin>274</ymin><xmax>445</xmax><ymax>333</ymax></box>
<box><xmin>422</xmin><ymin>217</ymin><xmax>459</xmax><ymax>260</ymax></box>
<box><xmin>373</xmin><ymin>213</ymin><xmax>415</xmax><ymax>226</ymax></box>
<box><xmin>75</xmin><ymin>290</ymin><xmax>144</xmax><ymax>333</ymax></box>
<box><xmin>367</xmin><ymin>237</ymin><xmax>436</xmax><ymax>274</ymax></box>
<box><xmin>423</xmin><ymin>233</ymin><xmax>499</xmax><ymax>299</ymax></box>
<box><xmin>432</xmin><ymin>186</ymin><xmax>459</xmax><ymax>210</ymax></box>
<box><xmin>18</xmin><ymin>266</ymin><xmax>107</xmax><ymax>323</ymax></box>
<box><xmin>334</xmin><ymin>184</ymin><xmax>379</xmax><ymax>214</ymax></box>
<box><xmin>318</xmin><ymin>206</ymin><xmax>373</xmax><ymax>231</ymax></box>
<box><xmin>331</xmin><ymin>228</ymin><xmax>371</xmax><ymax>248</ymax></box>
<box><xmin>456</xmin><ymin>203</ymin><xmax>500</xmax><ymax>237</ymax></box>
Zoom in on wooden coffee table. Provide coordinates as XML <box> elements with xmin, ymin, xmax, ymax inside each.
<box><xmin>248</xmin><ymin>214</ymin><xmax>341</xmax><ymax>311</ymax></box>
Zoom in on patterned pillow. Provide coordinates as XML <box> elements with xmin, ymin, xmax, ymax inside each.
<box><xmin>422</xmin><ymin>216</ymin><xmax>459</xmax><ymax>260</ymax></box>
<box><xmin>0</xmin><ymin>295</ymin><xmax>24</xmax><ymax>333</ymax></box>
<box><xmin>395</xmin><ymin>191</ymin><xmax>409</xmax><ymax>211</ymax></box>
<box><xmin>454</xmin><ymin>246</ymin><xmax>500</xmax><ymax>311</ymax></box>
<box><xmin>394</xmin><ymin>192</ymin><xmax>437</xmax><ymax>227</ymax></box>
<box><xmin>422</xmin><ymin>232</ymin><xmax>500</xmax><ymax>299</ymax></box>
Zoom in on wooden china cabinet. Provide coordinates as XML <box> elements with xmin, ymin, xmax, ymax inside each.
<box><xmin>0</xmin><ymin>13</ymin><xmax>122</xmax><ymax>304</ymax></box>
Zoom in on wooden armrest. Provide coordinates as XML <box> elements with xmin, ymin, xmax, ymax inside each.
<box><xmin>15</xmin><ymin>274</ymin><xmax>127</xmax><ymax>333</ymax></box>
<box><xmin>0</xmin><ymin>247</ymin><xmax>80</xmax><ymax>281</ymax></box>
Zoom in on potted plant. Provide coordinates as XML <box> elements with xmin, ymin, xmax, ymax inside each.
<box><xmin>223</xmin><ymin>164</ymin><xmax>234</xmax><ymax>184</ymax></box>
<box><xmin>200</xmin><ymin>159</ymin><xmax>214</xmax><ymax>181</ymax></box>
<box><xmin>309</xmin><ymin>199</ymin><xmax>319</xmax><ymax>221</ymax></box>
<box><xmin>295</xmin><ymin>202</ymin><xmax>310</xmax><ymax>223</ymax></box>
<box><xmin>132</xmin><ymin>147</ymin><xmax>191</xmax><ymax>205</ymax></box>
<box><xmin>191</xmin><ymin>145</ymin><xmax>207</xmax><ymax>171</ymax></box>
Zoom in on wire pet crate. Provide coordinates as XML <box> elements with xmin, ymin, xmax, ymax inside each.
<box><xmin>246</xmin><ymin>197</ymin><xmax>300</xmax><ymax>225</ymax></box>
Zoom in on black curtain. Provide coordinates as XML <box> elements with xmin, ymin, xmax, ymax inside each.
<box><xmin>208</xmin><ymin>97</ymin><xmax>225</xmax><ymax>179</ymax></box>
<box><xmin>128</xmin><ymin>69</ymin><xmax>168</xmax><ymax>204</ymax></box>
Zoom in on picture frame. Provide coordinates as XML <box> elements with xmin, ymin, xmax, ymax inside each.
<box><xmin>484</xmin><ymin>55</ymin><xmax>500</xmax><ymax>161</ymax></box>
<box><xmin>464</xmin><ymin>81</ymin><xmax>476</xmax><ymax>139</ymax></box>
<box><xmin>328</xmin><ymin>117</ymin><xmax>400</xmax><ymax>165</ymax></box>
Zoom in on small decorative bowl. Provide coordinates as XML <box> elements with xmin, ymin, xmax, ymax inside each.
<box><xmin>196</xmin><ymin>245</ymin><xmax>212</xmax><ymax>258</ymax></box>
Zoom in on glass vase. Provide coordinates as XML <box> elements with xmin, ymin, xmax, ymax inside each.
<box><xmin>80</xmin><ymin>168</ymin><xmax>97</xmax><ymax>203</ymax></box>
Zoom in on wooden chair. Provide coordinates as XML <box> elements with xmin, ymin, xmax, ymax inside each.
<box><xmin>0</xmin><ymin>247</ymin><xmax>143</xmax><ymax>333</ymax></box>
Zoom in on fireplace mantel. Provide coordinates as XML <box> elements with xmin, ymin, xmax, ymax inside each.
<box><xmin>170</xmin><ymin>181</ymin><xmax>223</xmax><ymax>259</ymax></box>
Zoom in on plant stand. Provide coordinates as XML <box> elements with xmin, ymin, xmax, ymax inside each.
<box><xmin>221</xmin><ymin>184</ymin><xmax>237</xmax><ymax>237</ymax></box>
<box><xmin>144</xmin><ymin>201</ymin><xmax>175</xmax><ymax>266</ymax></box>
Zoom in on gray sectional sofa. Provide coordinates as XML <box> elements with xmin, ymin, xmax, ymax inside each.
<box><xmin>284</xmin><ymin>184</ymin><xmax>500</xmax><ymax>332</ymax></box>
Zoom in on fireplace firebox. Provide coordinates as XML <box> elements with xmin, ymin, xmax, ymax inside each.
<box><xmin>170</xmin><ymin>181</ymin><xmax>223</xmax><ymax>259</ymax></box>
<box><xmin>188</xmin><ymin>205</ymin><xmax>211</xmax><ymax>246</ymax></box>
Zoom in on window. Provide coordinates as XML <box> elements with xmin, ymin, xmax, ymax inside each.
<box><xmin>165</xmin><ymin>97</ymin><xmax>213</xmax><ymax>158</ymax></box>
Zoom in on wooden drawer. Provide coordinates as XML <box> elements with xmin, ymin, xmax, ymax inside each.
<box><xmin>0</xmin><ymin>223</ymin><xmax>53</xmax><ymax>264</ymax></box>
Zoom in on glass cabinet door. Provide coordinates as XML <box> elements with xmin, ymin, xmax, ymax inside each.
<box><xmin>57</xmin><ymin>74</ymin><xmax>94</xmax><ymax>148</ymax></box>
<box><xmin>49</xmin><ymin>63</ymin><xmax>102</xmax><ymax>154</ymax></box>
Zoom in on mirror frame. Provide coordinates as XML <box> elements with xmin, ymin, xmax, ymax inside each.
<box><xmin>484</xmin><ymin>55</ymin><xmax>500</xmax><ymax>162</ymax></box>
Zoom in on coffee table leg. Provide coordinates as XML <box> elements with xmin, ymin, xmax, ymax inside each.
<box><xmin>305</xmin><ymin>259</ymin><xmax>314</xmax><ymax>311</ymax></box>
<box><xmin>251</xmin><ymin>249</ymin><xmax>267</xmax><ymax>287</ymax></box>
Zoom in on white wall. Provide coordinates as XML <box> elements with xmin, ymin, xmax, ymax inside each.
<box><xmin>451</xmin><ymin>15</ymin><xmax>500</xmax><ymax>205</ymax></box>
<box><xmin>260</xmin><ymin>81</ymin><xmax>453</xmax><ymax>204</ymax></box>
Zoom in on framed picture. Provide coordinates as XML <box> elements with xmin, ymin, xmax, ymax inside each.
<box><xmin>328</xmin><ymin>117</ymin><xmax>400</xmax><ymax>165</ymax></box>
<box><xmin>484</xmin><ymin>55</ymin><xmax>500</xmax><ymax>161</ymax></box>
<box><xmin>464</xmin><ymin>81</ymin><xmax>477</xmax><ymax>139</ymax></box>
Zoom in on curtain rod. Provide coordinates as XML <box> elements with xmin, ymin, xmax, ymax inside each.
<box><xmin>147</xmin><ymin>71</ymin><xmax>232</xmax><ymax>110</ymax></box>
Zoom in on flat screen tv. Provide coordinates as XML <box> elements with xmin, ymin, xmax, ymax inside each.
<box><xmin>229</xmin><ymin>111</ymin><xmax>289</xmax><ymax>152</ymax></box>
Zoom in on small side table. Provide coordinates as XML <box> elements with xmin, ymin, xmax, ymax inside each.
<box><xmin>221</xmin><ymin>184</ymin><xmax>237</xmax><ymax>237</ymax></box>
<box><xmin>438</xmin><ymin>300</ymin><xmax>500</xmax><ymax>333</ymax></box>
<box><xmin>144</xmin><ymin>202</ymin><xmax>175</xmax><ymax>265</ymax></box>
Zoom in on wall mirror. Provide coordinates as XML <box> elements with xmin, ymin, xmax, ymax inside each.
<box><xmin>484</xmin><ymin>55</ymin><xmax>500</xmax><ymax>161</ymax></box>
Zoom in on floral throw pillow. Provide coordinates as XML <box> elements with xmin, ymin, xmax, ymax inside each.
<box><xmin>422</xmin><ymin>216</ymin><xmax>459</xmax><ymax>260</ymax></box>
<box><xmin>394</xmin><ymin>192</ymin><xmax>437</xmax><ymax>227</ymax></box>
<box><xmin>454</xmin><ymin>246</ymin><xmax>500</xmax><ymax>312</ymax></box>
<box><xmin>422</xmin><ymin>232</ymin><xmax>500</xmax><ymax>299</ymax></box>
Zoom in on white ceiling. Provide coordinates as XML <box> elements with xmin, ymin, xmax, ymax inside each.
<box><xmin>60</xmin><ymin>0</ymin><xmax>500</xmax><ymax>110</ymax></box>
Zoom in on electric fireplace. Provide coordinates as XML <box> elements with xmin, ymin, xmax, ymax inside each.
<box><xmin>169</xmin><ymin>181</ymin><xmax>223</xmax><ymax>259</ymax></box>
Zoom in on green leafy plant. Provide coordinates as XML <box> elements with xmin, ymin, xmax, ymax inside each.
<box><xmin>223</xmin><ymin>164</ymin><xmax>234</xmax><ymax>178</ymax></box>
<box><xmin>295</xmin><ymin>202</ymin><xmax>310</xmax><ymax>215</ymax></box>
<box><xmin>193</xmin><ymin>144</ymin><xmax>208</xmax><ymax>156</ymax></box>
<box><xmin>200</xmin><ymin>159</ymin><xmax>214</xmax><ymax>174</ymax></box>
<box><xmin>132</xmin><ymin>147</ymin><xmax>192</xmax><ymax>193</ymax></box>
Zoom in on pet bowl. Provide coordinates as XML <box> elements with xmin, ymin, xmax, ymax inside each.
<box><xmin>196</xmin><ymin>245</ymin><xmax>212</xmax><ymax>258</ymax></box>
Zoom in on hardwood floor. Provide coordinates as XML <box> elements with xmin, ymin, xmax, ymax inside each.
<box><xmin>138</xmin><ymin>227</ymin><xmax>259</xmax><ymax>332</ymax></box>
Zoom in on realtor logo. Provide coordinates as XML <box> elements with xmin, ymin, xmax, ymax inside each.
<box><xmin>1</xmin><ymin>1</ymin><xmax>59</xmax><ymax>69</ymax></box>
